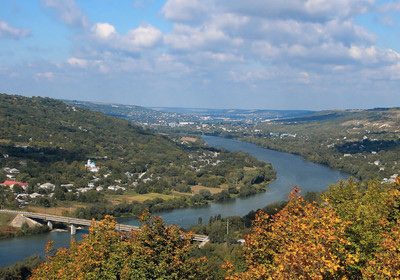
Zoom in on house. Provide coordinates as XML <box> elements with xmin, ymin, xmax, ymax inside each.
<box><xmin>39</xmin><ymin>183</ymin><xmax>56</xmax><ymax>191</ymax></box>
<box><xmin>9</xmin><ymin>168</ymin><xmax>20</xmax><ymax>174</ymax></box>
<box><xmin>29</xmin><ymin>193</ymin><xmax>42</xmax><ymax>198</ymax></box>
<box><xmin>1</xmin><ymin>180</ymin><xmax>29</xmax><ymax>190</ymax></box>
<box><xmin>77</xmin><ymin>187</ymin><xmax>92</xmax><ymax>193</ymax></box>
<box><xmin>107</xmin><ymin>186</ymin><xmax>126</xmax><ymax>191</ymax></box>
<box><xmin>6</xmin><ymin>174</ymin><xmax>16</xmax><ymax>180</ymax></box>
<box><xmin>61</xmin><ymin>183</ymin><xmax>74</xmax><ymax>188</ymax></box>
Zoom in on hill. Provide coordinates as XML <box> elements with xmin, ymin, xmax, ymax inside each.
<box><xmin>216</xmin><ymin>108</ymin><xmax>400</xmax><ymax>181</ymax></box>
<box><xmin>0</xmin><ymin>94</ymin><xmax>275</xmax><ymax>215</ymax></box>
<box><xmin>63</xmin><ymin>100</ymin><xmax>315</xmax><ymax>127</ymax></box>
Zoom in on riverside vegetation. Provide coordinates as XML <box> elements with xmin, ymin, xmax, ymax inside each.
<box><xmin>6</xmin><ymin>177</ymin><xmax>398</xmax><ymax>279</ymax></box>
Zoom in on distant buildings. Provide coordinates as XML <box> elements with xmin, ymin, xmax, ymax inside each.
<box><xmin>85</xmin><ymin>159</ymin><xmax>100</xmax><ymax>172</ymax></box>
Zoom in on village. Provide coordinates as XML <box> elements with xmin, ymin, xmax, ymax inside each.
<box><xmin>1</xmin><ymin>159</ymin><xmax>127</xmax><ymax>208</ymax></box>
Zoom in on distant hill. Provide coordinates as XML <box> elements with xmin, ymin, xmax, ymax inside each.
<box><xmin>273</xmin><ymin>108</ymin><xmax>400</xmax><ymax>124</ymax></box>
<box><xmin>63</xmin><ymin>100</ymin><xmax>315</xmax><ymax>125</ymax></box>
<box><xmin>63</xmin><ymin>100</ymin><xmax>197</xmax><ymax>125</ymax></box>
<box><xmin>244</xmin><ymin>107</ymin><xmax>400</xmax><ymax>181</ymax></box>
<box><xmin>0</xmin><ymin>94</ymin><xmax>190</xmax><ymax>186</ymax></box>
<box><xmin>0</xmin><ymin>94</ymin><xmax>275</xmax><ymax>199</ymax></box>
<box><xmin>150</xmin><ymin>107</ymin><xmax>316</xmax><ymax>120</ymax></box>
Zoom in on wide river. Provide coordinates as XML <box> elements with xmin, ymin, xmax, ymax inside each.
<box><xmin>0</xmin><ymin>136</ymin><xmax>349</xmax><ymax>267</ymax></box>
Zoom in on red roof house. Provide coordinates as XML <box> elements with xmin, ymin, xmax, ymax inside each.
<box><xmin>1</xmin><ymin>181</ymin><xmax>29</xmax><ymax>187</ymax></box>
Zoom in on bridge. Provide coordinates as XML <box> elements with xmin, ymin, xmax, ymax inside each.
<box><xmin>0</xmin><ymin>209</ymin><xmax>209</xmax><ymax>243</ymax></box>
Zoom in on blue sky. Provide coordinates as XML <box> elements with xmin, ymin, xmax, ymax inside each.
<box><xmin>1</xmin><ymin>0</ymin><xmax>400</xmax><ymax>110</ymax></box>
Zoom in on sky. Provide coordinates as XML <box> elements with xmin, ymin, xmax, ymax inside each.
<box><xmin>1</xmin><ymin>0</ymin><xmax>400</xmax><ymax>110</ymax></box>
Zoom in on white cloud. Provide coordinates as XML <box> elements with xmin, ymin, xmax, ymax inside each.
<box><xmin>89</xmin><ymin>23</ymin><xmax>162</xmax><ymax>52</ymax></box>
<box><xmin>0</xmin><ymin>21</ymin><xmax>30</xmax><ymax>39</ymax></box>
<box><xmin>67</xmin><ymin>57</ymin><xmax>88</xmax><ymax>68</ymax></box>
<box><xmin>165</xmin><ymin>24</ymin><xmax>241</xmax><ymax>51</ymax></box>
<box><xmin>92</xmin><ymin>23</ymin><xmax>116</xmax><ymax>39</ymax></box>
<box><xmin>13</xmin><ymin>0</ymin><xmax>397</xmax><ymax>109</ymax></box>
<box><xmin>41</xmin><ymin>0</ymin><xmax>88</xmax><ymax>28</ymax></box>
<box><xmin>122</xmin><ymin>24</ymin><xmax>163</xmax><ymax>50</ymax></box>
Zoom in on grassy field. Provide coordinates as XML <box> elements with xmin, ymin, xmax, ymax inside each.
<box><xmin>26</xmin><ymin>204</ymin><xmax>85</xmax><ymax>216</ymax></box>
<box><xmin>106</xmin><ymin>192</ymin><xmax>179</xmax><ymax>204</ymax></box>
<box><xmin>180</xmin><ymin>137</ymin><xmax>198</xmax><ymax>143</ymax></box>
<box><xmin>0</xmin><ymin>213</ymin><xmax>15</xmax><ymax>226</ymax></box>
<box><xmin>191</xmin><ymin>185</ymin><xmax>223</xmax><ymax>194</ymax></box>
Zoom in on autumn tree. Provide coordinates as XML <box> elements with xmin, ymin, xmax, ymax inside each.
<box><xmin>362</xmin><ymin>221</ymin><xmax>400</xmax><ymax>279</ymax></box>
<box><xmin>323</xmin><ymin>178</ymin><xmax>400</xmax><ymax>264</ymax></box>
<box><xmin>30</xmin><ymin>212</ymin><xmax>209</xmax><ymax>279</ymax></box>
<box><xmin>224</xmin><ymin>187</ymin><xmax>356</xmax><ymax>280</ymax></box>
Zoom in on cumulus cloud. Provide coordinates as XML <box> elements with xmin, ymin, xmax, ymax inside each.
<box><xmin>17</xmin><ymin>0</ymin><xmax>397</xmax><ymax>109</ymax></box>
<box><xmin>160</xmin><ymin>0</ymin><xmax>399</xmax><ymax>73</ymax></box>
<box><xmin>0</xmin><ymin>21</ymin><xmax>30</xmax><ymax>39</ymax></box>
<box><xmin>41</xmin><ymin>0</ymin><xmax>88</xmax><ymax>28</ymax></box>
<box><xmin>89</xmin><ymin>22</ymin><xmax>162</xmax><ymax>53</ymax></box>
<box><xmin>55</xmin><ymin>0</ymin><xmax>399</xmax><ymax>88</ymax></box>
<box><xmin>121</xmin><ymin>24</ymin><xmax>163</xmax><ymax>50</ymax></box>
<box><xmin>165</xmin><ymin>24</ymin><xmax>242</xmax><ymax>52</ymax></box>
<box><xmin>92</xmin><ymin>23</ymin><xmax>116</xmax><ymax>39</ymax></box>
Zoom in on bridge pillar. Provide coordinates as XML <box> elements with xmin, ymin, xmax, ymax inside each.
<box><xmin>70</xmin><ymin>224</ymin><xmax>76</xmax><ymax>235</ymax></box>
<box><xmin>47</xmin><ymin>221</ymin><xmax>53</xmax><ymax>230</ymax></box>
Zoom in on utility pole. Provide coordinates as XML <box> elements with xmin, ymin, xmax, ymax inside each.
<box><xmin>226</xmin><ymin>219</ymin><xmax>229</xmax><ymax>235</ymax></box>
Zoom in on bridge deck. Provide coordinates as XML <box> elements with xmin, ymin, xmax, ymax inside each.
<box><xmin>0</xmin><ymin>209</ymin><xmax>209</xmax><ymax>242</ymax></box>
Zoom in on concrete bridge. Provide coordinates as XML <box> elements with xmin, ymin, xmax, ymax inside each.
<box><xmin>0</xmin><ymin>209</ymin><xmax>209</xmax><ymax>243</ymax></box>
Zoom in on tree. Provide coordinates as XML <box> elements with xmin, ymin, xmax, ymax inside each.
<box><xmin>30</xmin><ymin>212</ymin><xmax>210</xmax><ymax>279</ymax></box>
<box><xmin>224</xmin><ymin>187</ymin><xmax>356</xmax><ymax>280</ymax></box>
<box><xmin>323</xmin><ymin>178</ymin><xmax>400</xmax><ymax>264</ymax></box>
<box><xmin>363</xmin><ymin>221</ymin><xmax>400</xmax><ymax>279</ymax></box>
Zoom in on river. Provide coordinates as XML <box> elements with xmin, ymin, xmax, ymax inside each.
<box><xmin>0</xmin><ymin>136</ymin><xmax>349</xmax><ymax>267</ymax></box>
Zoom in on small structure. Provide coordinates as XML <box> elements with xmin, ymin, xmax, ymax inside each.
<box><xmin>77</xmin><ymin>187</ymin><xmax>92</xmax><ymax>193</ymax></box>
<box><xmin>29</xmin><ymin>193</ymin><xmax>42</xmax><ymax>198</ymax></box>
<box><xmin>9</xmin><ymin>168</ymin><xmax>20</xmax><ymax>174</ymax></box>
<box><xmin>1</xmin><ymin>180</ymin><xmax>29</xmax><ymax>190</ymax></box>
<box><xmin>39</xmin><ymin>182</ymin><xmax>56</xmax><ymax>191</ymax></box>
<box><xmin>85</xmin><ymin>159</ymin><xmax>100</xmax><ymax>172</ymax></box>
<box><xmin>108</xmin><ymin>186</ymin><xmax>126</xmax><ymax>191</ymax></box>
